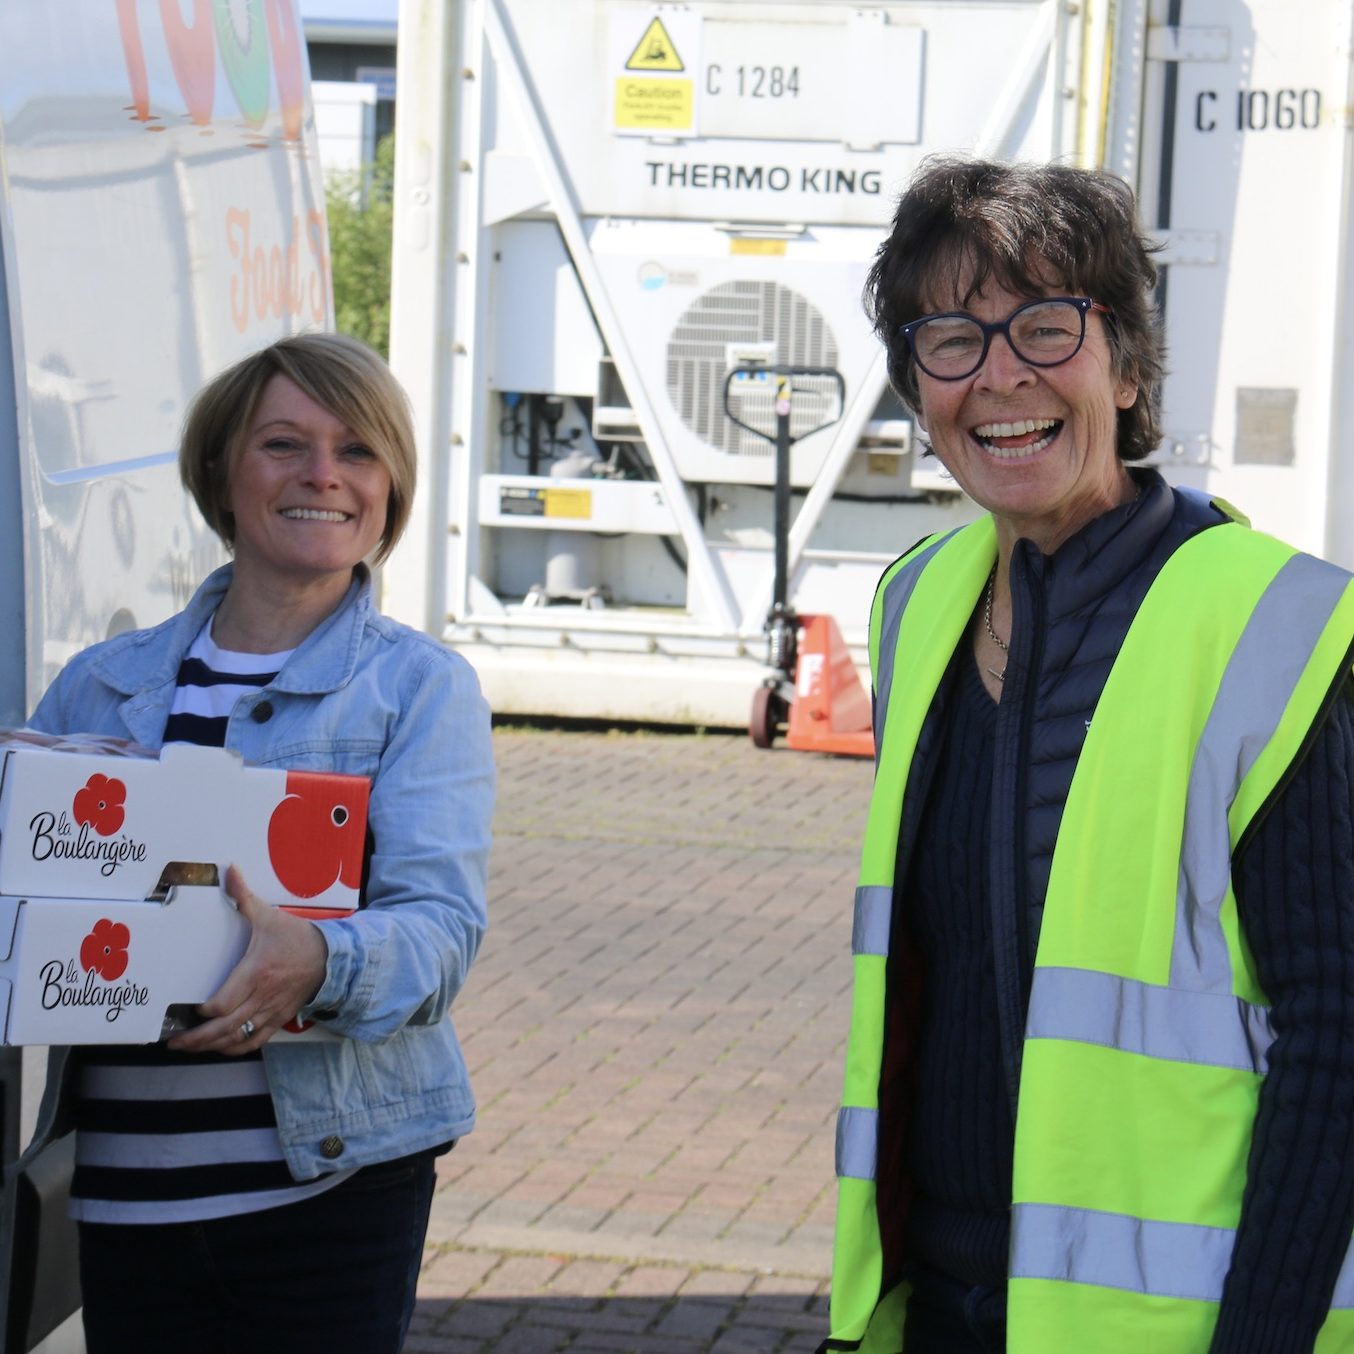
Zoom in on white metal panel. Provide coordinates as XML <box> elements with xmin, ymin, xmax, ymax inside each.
<box><xmin>1142</xmin><ymin>0</ymin><xmax>1352</xmax><ymax>560</ymax></box>
<box><xmin>490</xmin><ymin>220</ymin><xmax>605</xmax><ymax>396</ymax></box>
<box><xmin>457</xmin><ymin>644</ymin><xmax>773</xmax><ymax>725</ymax></box>
<box><xmin>483</xmin><ymin>0</ymin><xmax>744</xmax><ymax>631</ymax></box>
<box><xmin>0</xmin><ymin>0</ymin><xmax>330</xmax><ymax>708</ymax></box>
<box><xmin>1326</xmin><ymin>3</ymin><xmax>1354</xmax><ymax>571</ymax></box>
<box><xmin>479</xmin><ymin>474</ymin><xmax>678</xmax><ymax>532</ymax></box>
<box><xmin>696</xmin><ymin>10</ymin><xmax>923</xmax><ymax>148</ymax></box>
<box><xmin>0</xmin><ymin>214</ymin><xmax>25</xmax><ymax>730</ymax></box>
<box><xmin>385</xmin><ymin>0</ymin><xmax>471</xmax><ymax>635</ymax></box>
<box><xmin>496</xmin><ymin>0</ymin><xmax>1066</xmax><ymax>225</ymax></box>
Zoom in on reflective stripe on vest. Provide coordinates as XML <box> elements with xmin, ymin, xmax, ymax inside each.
<box><xmin>840</xmin><ymin>885</ymin><xmax>890</xmax><ymax>1187</ymax></box>
<box><xmin>1012</xmin><ymin>1203</ymin><xmax>1354</xmax><ymax>1308</ymax></box>
<box><xmin>871</xmin><ymin>528</ymin><xmax>964</xmax><ymax>752</ymax></box>
<box><xmin>851</xmin><ymin>886</ymin><xmax>892</xmax><ymax>960</ymax></box>
<box><xmin>1171</xmin><ymin>551</ymin><xmax>1350</xmax><ymax>992</ymax></box>
<box><xmin>826</xmin><ymin>515</ymin><xmax>1354</xmax><ymax>1352</ymax></box>
<box><xmin>1024</xmin><ymin>967</ymin><xmax>1273</xmax><ymax>1073</ymax></box>
<box><xmin>835</xmin><ymin>1105</ymin><xmax>877</xmax><ymax>1182</ymax></box>
<box><xmin>859</xmin><ymin>517</ymin><xmax>997</xmax><ymax>893</ymax></box>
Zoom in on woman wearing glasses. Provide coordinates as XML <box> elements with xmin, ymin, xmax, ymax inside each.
<box><xmin>821</xmin><ymin>158</ymin><xmax>1354</xmax><ymax>1353</ymax></box>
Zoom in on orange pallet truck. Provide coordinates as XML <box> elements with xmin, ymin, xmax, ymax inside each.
<box><xmin>722</xmin><ymin>365</ymin><xmax>874</xmax><ymax>758</ymax></box>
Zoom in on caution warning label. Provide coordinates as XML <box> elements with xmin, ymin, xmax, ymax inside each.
<box><xmin>625</xmin><ymin>17</ymin><xmax>684</xmax><ymax>71</ymax></box>
<box><xmin>615</xmin><ymin>77</ymin><xmax>693</xmax><ymax>131</ymax></box>
<box><xmin>611</xmin><ymin>9</ymin><xmax>701</xmax><ymax>138</ymax></box>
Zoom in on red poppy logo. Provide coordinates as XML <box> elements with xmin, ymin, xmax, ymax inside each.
<box><xmin>80</xmin><ymin>918</ymin><xmax>131</xmax><ymax>981</ymax></box>
<box><xmin>73</xmin><ymin>774</ymin><xmax>127</xmax><ymax>837</ymax></box>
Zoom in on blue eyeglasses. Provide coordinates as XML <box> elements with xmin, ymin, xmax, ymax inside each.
<box><xmin>899</xmin><ymin>297</ymin><xmax>1114</xmax><ymax>381</ymax></box>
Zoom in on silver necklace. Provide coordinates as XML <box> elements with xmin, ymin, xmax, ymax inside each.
<box><xmin>983</xmin><ymin>564</ymin><xmax>1008</xmax><ymax>682</ymax></box>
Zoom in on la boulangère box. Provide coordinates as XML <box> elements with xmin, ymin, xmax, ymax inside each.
<box><xmin>0</xmin><ymin>733</ymin><xmax>370</xmax><ymax>1046</ymax></box>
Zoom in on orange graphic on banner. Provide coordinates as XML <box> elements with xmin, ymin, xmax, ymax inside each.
<box><xmin>226</xmin><ymin>207</ymin><xmax>330</xmax><ymax>332</ymax></box>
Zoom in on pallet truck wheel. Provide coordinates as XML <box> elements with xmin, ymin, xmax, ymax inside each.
<box><xmin>749</xmin><ymin>685</ymin><xmax>779</xmax><ymax>749</ymax></box>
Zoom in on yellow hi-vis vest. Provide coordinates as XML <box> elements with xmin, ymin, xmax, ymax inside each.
<box><xmin>825</xmin><ymin>514</ymin><xmax>1354</xmax><ymax>1353</ymax></box>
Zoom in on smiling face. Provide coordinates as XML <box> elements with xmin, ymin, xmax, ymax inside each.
<box><xmin>912</xmin><ymin>272</ymin><xmax>1139</xmax><ymax>554</ymax></box>
<box><xmin>224</xmin><ymin>374</ymin><xmax>392</xmax><ymax>591</ymax></box>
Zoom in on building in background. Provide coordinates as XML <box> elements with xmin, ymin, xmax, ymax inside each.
<box><xmin>300</xmin><ymin>0</ymin><xmax>396</xmax><ymax>175</ymax></box>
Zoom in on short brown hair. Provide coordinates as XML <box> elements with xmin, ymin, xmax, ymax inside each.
<box><xmin>865</xmin><ymin>156</ymin><xmax>1164</xmax><ymax>462</ymax></box>
<box><xmin>180</xmin><ymin>333</ymin><xmax>416</xmax><ymax>564</ymax></box>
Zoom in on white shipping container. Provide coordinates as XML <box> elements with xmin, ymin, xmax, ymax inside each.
<box><xmin>385</xmin><ymin>0</ymin><xmax>1354</xmax><ymax>729</ymax></box>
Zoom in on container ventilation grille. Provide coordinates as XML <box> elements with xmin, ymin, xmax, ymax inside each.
<box><xmin>665</xmin><ymin>281</ymin><xmax>839</xmax><ymax>456</ymax></box>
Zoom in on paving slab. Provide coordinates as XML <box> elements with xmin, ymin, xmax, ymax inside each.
<box><xmin>411</xmin><ymin>727</ymin><xmax>872</xmax><ymax>1352</ymax></box>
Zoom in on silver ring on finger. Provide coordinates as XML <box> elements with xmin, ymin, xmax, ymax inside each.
<box><xmin>239</xmin><ymin>1018</ymin><xmax>257</xmax><ymax>1039</ymax></box>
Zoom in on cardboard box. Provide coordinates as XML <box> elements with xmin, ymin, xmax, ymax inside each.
<box><xmin>0</xmin><ymin>742</ymin><xmax>368</xmax><ymax>911</ymax></box>
<box><xmin>0</xmin><ymin>888</ymin><xmax>345</xmax><ymax>1045</ymax></box>
<box><xmin>0</xmin><ymin>741</ymin><xmax>369</xmax><ymax>1045</ymax></box>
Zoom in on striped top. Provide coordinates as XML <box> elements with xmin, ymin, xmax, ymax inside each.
<box><xmin>70</xmin><ymin>618</ymin><xmax>352</xmax><ymax>1223</ymax></box>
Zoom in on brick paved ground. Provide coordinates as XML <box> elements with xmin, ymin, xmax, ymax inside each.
<box><xmin>406</xmin><ymin>728</ymin><xmax>874</xmax><ymax>1352</ymax></box>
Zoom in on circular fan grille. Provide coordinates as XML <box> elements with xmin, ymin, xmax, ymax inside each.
<box><xmin>665</xmin><ymin>281</ymin><xmax>839</xmax><ymax>456</ymax></box>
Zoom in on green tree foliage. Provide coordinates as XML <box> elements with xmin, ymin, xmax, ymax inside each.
<box><xmin>325</xmin><ymin>134</ymin><xmax>395</xmax><ymax>356</ymax></box>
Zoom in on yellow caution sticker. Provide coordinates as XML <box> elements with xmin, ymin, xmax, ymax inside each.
<box><xmin>625</xmin><ymin>17</ymin><xmax>684</xmax><ymax>71</ymax></box>
<box><xmin>730</xmin><ymin>238</ymin><xmax>788</xmax><ymax>256</ymax></box>
<box><xmin>544</xmin><ymin>488</ymin><xmax>592</xmax><ymax>520</ymax></box>
<box><xmin>614</xmin><ymin>77</ymin><xmax>694</xmax><ymax>132</ymax></box>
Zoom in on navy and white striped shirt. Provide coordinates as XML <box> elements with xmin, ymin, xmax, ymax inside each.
<box><xmin>71</xmin><ymin>619</ymin><xmax>353</xmax><ymax>1223</ymax></box>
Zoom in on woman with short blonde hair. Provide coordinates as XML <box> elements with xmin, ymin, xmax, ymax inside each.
<box><xmin>25</xmin><ymin>332</ymin><xmax>494</xmax><ymax>1353</ymax></box>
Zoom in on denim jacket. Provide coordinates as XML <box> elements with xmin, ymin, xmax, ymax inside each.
<box><xmin>24</xmin><ymin>564</ymin><xmax>495</xmax><ymax>1179</ymax></box>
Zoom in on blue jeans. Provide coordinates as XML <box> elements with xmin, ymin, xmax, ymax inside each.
<box><xmin>903</xmin><ymin>1261</ymin><xmax>1007</xmax><ymax>1352</ymax></box>
<box><xmin>78</xmin><ymin>1148</ymin><xmax>438</xmax><ymax>1354</ymax></box>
